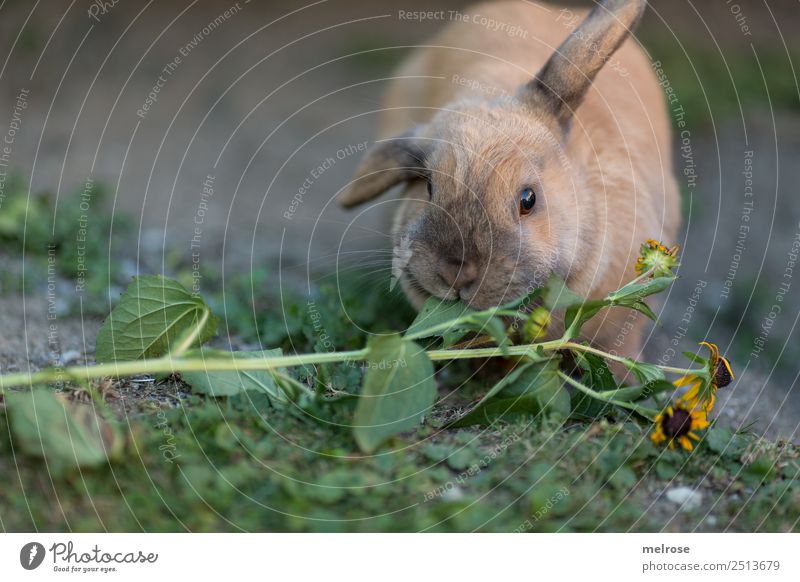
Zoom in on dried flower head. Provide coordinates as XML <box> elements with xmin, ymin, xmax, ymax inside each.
<box><xmin>635</xmin><ymin>239</ymin><xmax>680</xmax><ymax>277</ymax></box>
<box><xmin>678</xmin><ymin>342</ymin><xmax>734</xmax><ymax>413</ymax></box>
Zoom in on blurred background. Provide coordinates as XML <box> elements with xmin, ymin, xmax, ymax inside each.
<box><xmin>0</xmin><ymin>0</ymin><xmax>798</xmax><ymax>439</ymax></box>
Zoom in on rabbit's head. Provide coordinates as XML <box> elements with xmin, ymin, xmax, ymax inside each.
<box><xmin>338</xmin><ymin>0</ymin><xmax>647</xmax><ymax>309</ymax></box>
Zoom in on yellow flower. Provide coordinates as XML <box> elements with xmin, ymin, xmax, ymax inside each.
<box><xmin>675</xmin><ymin>374</ymin><xmax>712</xmax><ymax>412</ymax></box>
<box><xmin>650</xmin><ymin>402</ymin><xmax>710</xmax><ymax>452</ymax></box>
<box><xmin>677</xmin><ymin>342</ymin><xmax>734</xmax><ymax>413</ymax></box>
<box><xmin>635</xmin><ymin>239</ymin><xmax>680</xmax><ymax>277</ymax></box>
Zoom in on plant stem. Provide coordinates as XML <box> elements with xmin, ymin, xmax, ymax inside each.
<box><xmin>558</xmin><ymin>371</ymin><xmax>657</xmax><ymax>420</ymax></box>
<box><xmin>626</xmin><ymin>266</ymin><xmax>656</xmax><ymax>288</ymax></box>
<box><xmin>0</xmin><ymin>348</ymin><xmax>369</xmax><ymax>391</ymax></box>
<box><xmin>0</xmin><ymin>334</ymin><xmax>698</xmax><ymax>394</ymax></box>
<box><xmin>427</xmin><ymin>340</ymin><xmax>560</xmax><ymax>362</ymax></box>
<box><xmin>170</xmin><ymin>308</ymin><xmax>210</xmax><ymax>357</ymax></box>
<box><xmin>558</xmin><ymin>342</ymin><xmax>698</xmax><ymax>376</ymax></box>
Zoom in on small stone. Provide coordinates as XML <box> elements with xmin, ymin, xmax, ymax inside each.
<box><xmin>59</xmin><ymin>350</ymin><xmax>82</xmax><ymax>366</ymax></box>
<box><xmin>442</xmin><ymin>485</ymin><xmax>465</xmax><ymax>502</ymax></box>
<box><xmin>665</xmin><ymin>486</ymin><xmax>703</xmax><ymax>511</ymax></box>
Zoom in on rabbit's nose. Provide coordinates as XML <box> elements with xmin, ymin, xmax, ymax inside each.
<box><xmin>439</xmin><ymin>257</ymin><xmax>478</xmax><ymax>293</ymax></box>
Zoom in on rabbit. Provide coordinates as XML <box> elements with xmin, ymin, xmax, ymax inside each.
<box><xmin>337</xmin><ymin>0</ymin><xmax>680</xmax><ymax>359</ymax></box>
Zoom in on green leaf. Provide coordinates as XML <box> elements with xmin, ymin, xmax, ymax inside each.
<box><xmin>405</xmin><ymin>298</ymin><xmax>509</xmax><ymax>352</ymax></box>
<box><xmin>446</xmin><ymin>447</ymin><xmax>477</xmax><ymax>471</ymax></box>
<box><xmin>655</xmin><ymin>459</ymin><xmax>680</xmax><ymax>480</ymax></box>
<box><xmin>575</xmin><ymin>352</ymin><xmax>618</xmax><ymax>391</ymax></box>
<box><xmin>498</xmin><ymin>287</ymin><xmax>544</xmax><ymax>311</ymax></box>
<box><xmin>703</xmin><ymin>426</ymin><xmax>748</xmax><ymax>459</ymax></box>
<box><xmin>705</xmin><ymin>427</ymin><xmax>734</xmax><ymax>454</ymax></box>
<box><xmin>442</xmin><ymin>329</ymin><xmax>469</xmax><ymax>348</ymax></box>
<box><xmin>181</xmin><ymin>348</ymin><xmax>289</xmax><ymax>401</ymax></box>
<box><xmin>607</xmin><ymin>276</ymin><xmax>674</xmax><ymax>303</ymax></box>
<box><xmin>682</xmin><ymin>351</ymin><xmax>707</xmax><ymax>365</ymax></box>
<box><xmin>541</xmin><ymin>275</ymin><xmax>613</xmax><ymax>336</ymax></box>
<box><xmin>449</xmin><ymin>359</ymin><xmax>569</xmax><ymax>427</ymax></box>
<box><xmin>744</xmin><ymin>455</ymin><xmax>777</xmax><ymax>483</ymax></box>
<box><xmin>570</xmin><ymin>353</ymin><xmax>625</xmax><ymax>419</ymax></box>
<box><xmin>7</xmin><ymin>390</ymin><xmax>122</xmax><ymax>473</ymax></box>
<box><xmin>464</xmin><ymin>361</ymin><xmax>536</xmax><ymax>410</ymax></box>
<box><xmin>565</xmin><ymin>299</ymin><xmax>610</xmax><ymax>334</ymax></box>
<box><xmin>570</xmin><ymin>391</ymin><xmax>614</xmax><ymax>420</ymax></box>
<box><xmin>473</xmin><ymin>313</ymin><xmax>510</xmax><ymax>354</ymax></box>
<box><xmin>780</xmin><ymin>460</ymin><xmax>800</xmax><ymax>480</ymax></box>
<box><xmin>95</xmin><ymin>275</ymin><xmax>218</xmax><ymax>363</ymax></box>
<box><xmin>353</xmin><ymin>335</ymin><xmax>435</xmax><ymax>453</ymax></box>
<box><xmin>623</xmin><ymin>360</ymin><xmax>665</xmax><ymax>385</ymax></box>
<box><xmin>542</xmin><ymin>274</ymin><xmax>585</xmax><ymax>311</ymax></box>
<box><xmin>405</xmin><ymin>298</ymin><xmax>472</xmax><ymax>339</ymax></box>
<box><xmin>598</xmin><ymin>379</ymin><xmax>675</xmax><ymax>402</ymax></box>
<box><xmin>627</xmin><ymin>300</ymin><xmax>659</xmax><ymax>321</ymax></box>
<box><xmin>601</xmin><ymin>277</ymin><xmax>674</xmax><ymax>323</ymax></box>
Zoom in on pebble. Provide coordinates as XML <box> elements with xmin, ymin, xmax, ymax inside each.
<box><xmin>59</xmin><ymin>350</ymin><xmax>82</xmax><ymax>366</ymax></box>
<box><xmin>665</xmin><ymin>486</ymin><xmax>703</xmax><ymax>511</ymax></box>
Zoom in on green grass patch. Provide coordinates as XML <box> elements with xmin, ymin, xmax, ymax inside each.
<box><xmin>1</xmin><ymin>399</ymin><xmax>797</xmax><ymax>532</ymax></box>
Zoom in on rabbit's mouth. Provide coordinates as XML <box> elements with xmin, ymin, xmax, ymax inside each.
<box><xmin>403</xmin><ymin>268</ymin><xmax>487</xmax><ymax>309</ymax></box>
<box><xmin>400</xmin><ymin>270</ymin><xmax>434</xmax><ymax>304</ymax></box>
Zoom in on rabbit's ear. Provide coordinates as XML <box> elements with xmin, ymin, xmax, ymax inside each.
<box><xmin>521</xmin><ymin>0</ymin><xmax>646</xmax><ymax>126</ymax></box>
<box><xmin>337</xmin><ymin>130</ymin><xmax>430</xmax><ymax>208</ymax></box>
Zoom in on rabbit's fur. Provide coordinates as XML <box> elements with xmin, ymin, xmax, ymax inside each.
<box><xmin>338</xmin><ymin>0</ymin><xmax>680</xmax><ymax>358</ymax></box>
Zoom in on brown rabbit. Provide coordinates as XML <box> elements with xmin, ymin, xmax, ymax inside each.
<box><xmin>338</xmin><ymin>0</ymin><xmax>680</xmax><ymax>358</ymax></box>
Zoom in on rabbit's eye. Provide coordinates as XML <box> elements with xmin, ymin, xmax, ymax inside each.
<box><xmin>519</xmin><ymin>187</ymin><xmax>536</xmax><ymax>215</ymax></box>
<box><xmin>426</xmin><ymin>179</ymin><xmax>434</xmax><ymax>198</ymax></box>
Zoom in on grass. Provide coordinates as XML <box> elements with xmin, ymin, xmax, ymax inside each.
<box><xmin>1</xmin><ymin>393</ymin><xmax>798</xmax><ymax>532</ymax></box>
<box><xmin>1</xmin><ymin>267</ymin><xmax>798</xmax><ymax>532</ymax></box>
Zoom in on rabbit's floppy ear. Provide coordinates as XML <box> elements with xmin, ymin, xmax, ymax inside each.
<box><xmin>337</xmin><ymin>129</ymin><xmax>431</xmax><ymax>208</ymax></box>
<box><xmin>521</xmin><ymin>0</ymin><xmax>646</xmax><ymax>126</ymax></box>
